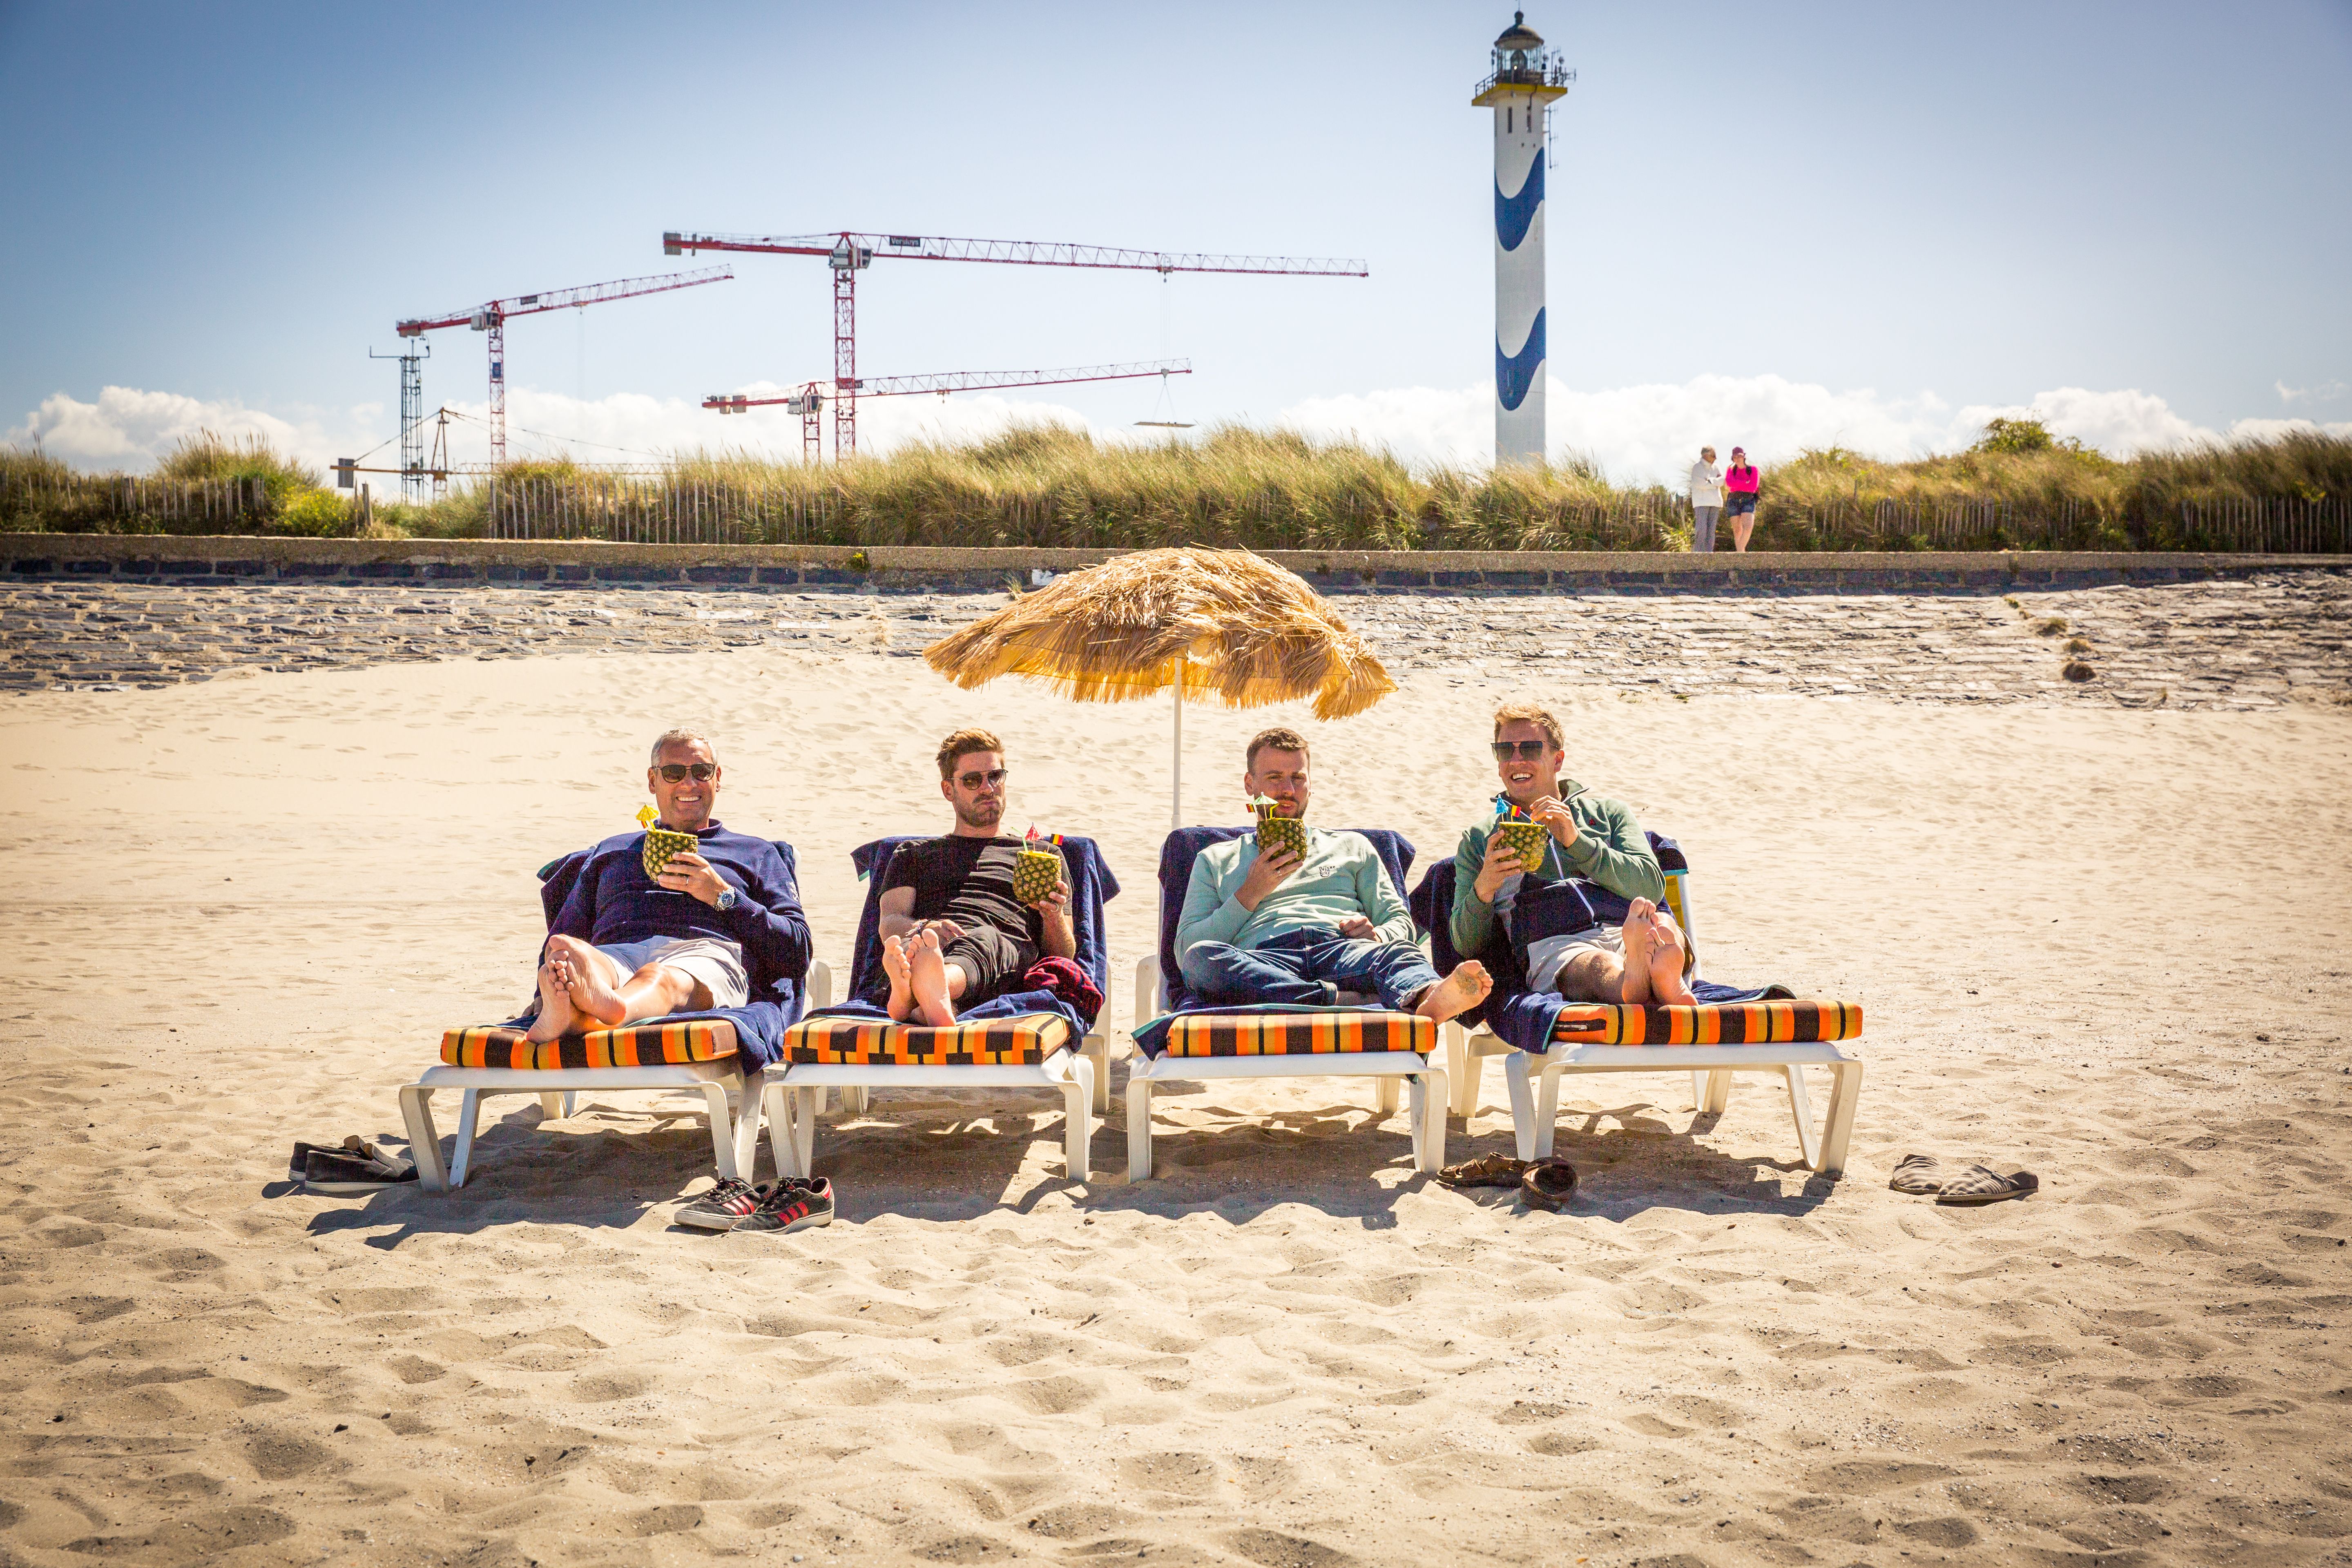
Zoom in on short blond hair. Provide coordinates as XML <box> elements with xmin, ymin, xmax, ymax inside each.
<box><xmin>936</xmin><ymin>727</ymin><xmax>1004</xmax><ymax>780</ymax></box>
<box><xmin>1491</xmin><ymin>703</ymin><xmax>1563</xmax><ymax>751</ymax></box>
<box><xmin>1245</xmin><ymin>727</ymin><xmax>1309</xmax><ymax>771</ymax></box>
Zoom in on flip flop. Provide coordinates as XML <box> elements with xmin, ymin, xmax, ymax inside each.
<box><xmin>1890</xmin><ymin>1154</ymin><xmax>1945</xmax><ymax>1194</ymax></box>
<box><xmin>1437</xmin><ymin>1153</ymin><xmax>1534</xmax><ymax>1189</ymax></box>
<box><xmin>1519</xmin><ymin>1159</ymin><xmax>1579</xmax><ymax>1211</ymax></box>
<box><xmin>1935</xmin><ymin>1164</ymin><xmax>2039</xmax><ymax>1206</ymax></box>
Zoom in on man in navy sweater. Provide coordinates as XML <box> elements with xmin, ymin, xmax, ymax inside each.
<box><xmin>525</xmin><ymin>729</ymin><xmax>812</xmax><ymax>1042</ymax></box>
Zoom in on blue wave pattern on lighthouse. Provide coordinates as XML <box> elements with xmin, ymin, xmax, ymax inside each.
<box><xmin>1474</xmin><ymin>12</ymin><xmax>1569</xmax><ymax>465</ymax></box>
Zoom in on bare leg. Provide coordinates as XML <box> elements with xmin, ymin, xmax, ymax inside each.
<box><xmin>1411</xmin><ymin>961</ymin><xmax>1493</xmax><ymax>1024</ymax></box>
<box><xmin>908</xmin><ymin>929</ymin><xmax>959</xmax><ymax>1028</ymax></box>
<box><xmin>553</xmin><ymin>935</ymin><xmax>636</xmax><ymax>1026</ymax></box>
<box><xmin>1643</xmin><ymin>906</ymin><xmax>1697</xmax><ymax>1006</ymax></box>
<box><xmin>1556</xmin><ymin>948</ymin><xmax>1625</xmax><ymax>1005</ymax></box>
<box><xmin>881</xmin><ymin>934</ymin><xmax>915</xmax><ymax>1022</ymax></box>
<box><xmin>1732</xmin><ymin>508</ymin><xmax>1756</xmax><ymax>552</ymax></box>
<box><xmin>1618</xmin><ymin>901</ymin><xmax>1658</xmax><ymax>1005</ymax></box>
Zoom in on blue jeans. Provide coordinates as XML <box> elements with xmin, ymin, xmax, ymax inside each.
<box><xmin>1183</xmin><ymin>928</ymin><xmax>1442</xmax><ymax>1011</ymax></box>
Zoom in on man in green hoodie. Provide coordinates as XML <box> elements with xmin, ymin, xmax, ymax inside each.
<box><xmin>1450</xmin><ymin>703</ymin><xmax>1693</xmax><ymax>1006</ymax></box>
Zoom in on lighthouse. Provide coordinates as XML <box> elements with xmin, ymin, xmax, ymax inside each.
<box><xmin>1473</xmin><ymin>12</ymin><xmax>1571</xmax><ymax>466</ymax></box>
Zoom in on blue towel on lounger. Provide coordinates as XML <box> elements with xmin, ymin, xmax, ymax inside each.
<box><xmin>1131</xmin><ymin>825</ymin><xmax>1418</xmax><ymax>1059</ymax></box>
<box><xmin>1407</xmin><ymin>842</ymin><xmax>1786</xmax><ymax>1054</ymax></box>
<box><xmin>799</xmin><ymin>834</ymin><xmax>1118</xmax><ymax>1042</ymax></box>
<box><xmin>504</xmin><ymin>838</ymin><xmax>812</xmax><ymax>1072</ymax></box>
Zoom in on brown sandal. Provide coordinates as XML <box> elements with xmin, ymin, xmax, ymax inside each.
<box><xmin>1437</xmin><ymin>1153</ymin><xmax>1534</xmax><ymax>1189</ymax></box>
<box><xmin>1520</xmin><ymin>1159</ymin><xmax>1579</xmax><ymax>1210</ymax></box>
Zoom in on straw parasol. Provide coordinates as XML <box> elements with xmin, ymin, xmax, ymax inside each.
<box><xmin>924</xmin><ymin>547</ymin><xmax>1397</xmax><ymax>826</ymax></box>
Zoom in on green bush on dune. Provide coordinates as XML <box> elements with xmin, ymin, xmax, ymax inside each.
<box><xmin>4</xmin><ymin>419</ymin><xmax>2345</xmax><ymax>552</ymax></box>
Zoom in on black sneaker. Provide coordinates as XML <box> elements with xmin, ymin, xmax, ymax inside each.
<box><xmin>676</xmin><ymin>1177</ymin><xmax>765</xmax><ymax>1232</ymax></box>
<box><xmin>734</xmin><ymin>1176</ymin><xmax>833</xmax><ymax>1237</ymax></box>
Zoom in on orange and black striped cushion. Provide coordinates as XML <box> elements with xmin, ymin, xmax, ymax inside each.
<box><xmin>1160</xmin><ymin>1011</ymin><xmax>1437</xmax><ymax>1058</ymax></box>
<box><xmin>1549</xmin><ymin>999</ymin><xmax>1861</xmax><ymax>1047</ymax></box>
<box><xmin>441</xmin><ymin>1020</ymin><xmax>740</xmax><ymax>1069</ymax></box>
<box><xmin>784</xmin><ymin>1013</ymin><xmax>1069</xmax><ymax>1066</ymax></box>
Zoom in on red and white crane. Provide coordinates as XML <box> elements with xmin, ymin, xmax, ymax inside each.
<box><xmin>705</xmin><ymin>358</ymin><xmax>1193</xmax><ymax>460</ymax></box>
<box><xmin>663</xmin><ymin>230</ymin><xmax>1366</xmax><ymax>457</ymax></box>
<box><xmin>396</xmin><ymin>265</ymin><xmax>733</xmax><ymax>464</ymax></box>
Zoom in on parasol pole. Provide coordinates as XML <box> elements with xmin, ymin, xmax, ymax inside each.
<box><xmin>1170</xmin><ymin>655</ymin><xmax>1185</xmax><ymax>828</ymax></box>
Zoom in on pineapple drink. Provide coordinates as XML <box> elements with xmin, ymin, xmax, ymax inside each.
<box><xmin>1494</xmin><ymin>798</ymin><xmax>1551</xmax><ymax>870</ymax></box>
<box><xmin>636</xmin><ymin>803</ymin><xmax>701</xmax><ymax>883</ymax></box>
<box><xmin>1251</xmin><ymin>793</ymin><xmax>1306</xmax><ymax>859</ymax></box>
<box><xmin>1013</xmin><ymin>826</ymin><xmax>1065</xmax><ymax>905</ymax></box>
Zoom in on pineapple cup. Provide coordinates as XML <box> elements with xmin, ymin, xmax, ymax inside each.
<box><xmin>1255</xmin><ymin>813</ymin><xmax>1308</xmax><ymax>859</ymax></box>
<box><xmin>1013</xmin><ymin>848</ymin><xmax>1065</xmax><ymax>906</ymax></box>
<box><xmin>642</xmin><ymin>827</ymin><xmax>701</xmax><ymax>883</ymax></box>
<box><xmin>1496</xmin><ymin>820</ymin><xmax>1551</xmax><ymax>869</ymax></box>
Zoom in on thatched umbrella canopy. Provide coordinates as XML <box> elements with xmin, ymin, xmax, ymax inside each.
<box><xmin>924</xmin><ymin>547</ymin><xmax>1396</xmax><ymax>824</ymax></box>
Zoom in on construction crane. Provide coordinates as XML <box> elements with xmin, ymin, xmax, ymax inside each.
<box><xmin>396</xmin><ymin>265</ymin><xmax>733</xmax><ymax>465</ymax></box>
<box><xmin>662</xmin><ymin>230</ymin><xmax>1366</xmax><ymax>457</ymax></box>
<box><xmin>705</xmin><ymin>359</ymin><xmax>1192</xmax><ymax>460</ymax></box>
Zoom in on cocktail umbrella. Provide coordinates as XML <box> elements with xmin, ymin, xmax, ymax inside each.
<box><xmin>923</xmin><ymin>546</ymin><xmax>1397</xmax><ymax>827</ymax></box>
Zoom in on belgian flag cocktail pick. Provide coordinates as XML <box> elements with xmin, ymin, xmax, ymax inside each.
<box><xmin>639</xmin><ymin>803</ymin><xmax>699</xmax><ymax>883</ymax></box>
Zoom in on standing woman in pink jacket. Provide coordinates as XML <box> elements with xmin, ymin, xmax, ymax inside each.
<box><xmin>1723</xmin><ymin>446</ymin><xmax>1761</xmax><ymax>552</ymax></box>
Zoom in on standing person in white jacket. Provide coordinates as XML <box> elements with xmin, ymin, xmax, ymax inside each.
<box><xmin>1687</xmin><ymin>446</ymin><xmax>1724</xmax><ymax>553</ymax></box>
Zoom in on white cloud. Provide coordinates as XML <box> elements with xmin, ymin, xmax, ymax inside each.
<box><xmin>2277</xmin><ymin>378</ymin><xmax>2348</xmax><ymax>405</ymax></box>
<box><xmin>4</xmin><ymin>386</ymin><xmax>380</xmax><ymax>477</ymax></box>
<box><xmin>1276</xmin><ymin>376</ymin><xmax>2352</xmax><ymax>484</ymax></box>
<box><xmin>13</xmin><ymin>376</ymin><xmax>2350</xmax><ymax>487</ymax></box>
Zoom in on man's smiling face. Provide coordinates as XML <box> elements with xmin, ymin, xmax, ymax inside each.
<box><xmin>649</xmin><ymin>736</ymin><xmax>721</xmax><ymax>830</ymax></box>
<box><xmin>1493</xmin><ymin>719</ymin><xmax>1563</xmax><ymax>807</ymax></box>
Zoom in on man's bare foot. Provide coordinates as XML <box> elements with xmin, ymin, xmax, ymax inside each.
<box><xmin>1618</xmin><ymin>899</ymin><xmax>1657</xmax><ymax>1005</ymax></box>
<box><xmin>908</xmin><ymin>928</ymin><xmax>957</xmax><ymax>1028</ymax></box>
<box><xmin>881</xmin><ymin>934</ymin><xmax>915</xmax><ymax>1022</ymax></box>
<box><xmin>525</xmin><ymin>956</ymin><xmax>576</xmax><ymax>1042</ymax></box>
<box><xmin>1644</xmin><ymin>908</ymin><xmax>1696</xmax><ymax>1005</ymax></box>
<box><xmin>559</xmin><ymin>940</ymin><xmax>629</xmax><ymax>1026</ymax></box>
<box><xmin>1413</xmin><ymin>961</ymin><xmax>1493</xmax><ymax>1024</ymax></box>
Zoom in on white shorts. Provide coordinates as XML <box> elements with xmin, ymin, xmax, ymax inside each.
<box><xmin>593</xmin><ymin>936</ymin><xmax>750</xmax><ymax>1010</ymax></box>
<box><xmin>1527</xmin><ymin>925</ymin><xmax>1624</xmax><ymax>997</ymax></box>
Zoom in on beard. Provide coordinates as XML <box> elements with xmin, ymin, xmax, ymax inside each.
<box><xmin>955</xmin><ymin>798</ymin><xmax>1003</xmax><ymax>832</ymax></box>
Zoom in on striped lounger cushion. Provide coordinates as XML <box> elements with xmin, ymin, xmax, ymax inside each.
<box><xmin>1549</xmin><ymin>999</ymin><xmax>1862</xmax><ymax>1047</ymax></box>
<box><xmin>1160</xmin><ymin>1011</ymin><xmax>1438</xmax><ymax>1058</ymax></box>
<box><xmin>784</xmin><ymin>1014</ymin><xmax>1071</xmax><ymax>1066</ymax></box>
<box><xmin>441</xmin><ymin>1020</ymin><xmax>741</xmax><ymax>1069</ymax></box>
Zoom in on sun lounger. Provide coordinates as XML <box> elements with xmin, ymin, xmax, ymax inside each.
<box><xmin>761</xmin><ymin>835</ymin><xmax>1117</xmax><ymax>1184</ymax></box>
<box><xmin>399</xmin><ymin>842</ymin><xmax>815</xmax><ymax>1192</ymax></box>
<box><xmin>1408</xmin><ymin>836</ymin><xmax>1864</xmax><ymax>1175</ymax></box>
<box><xmin>1127</xmin><ymin>827</ymin><xmax>1448</xmax><ymax>1180</ymax></box>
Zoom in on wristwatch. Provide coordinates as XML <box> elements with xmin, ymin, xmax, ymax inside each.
<box><xmin>715</xmin><ymin>886</ymin><xmax>740</xmax><ymax>913</ymax></box>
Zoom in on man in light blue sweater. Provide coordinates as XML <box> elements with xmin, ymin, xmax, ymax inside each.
<box><xmin>1175</xmin><ymin>728</ymin><xmax>1491</xmax><ymax>1022</ymax></box>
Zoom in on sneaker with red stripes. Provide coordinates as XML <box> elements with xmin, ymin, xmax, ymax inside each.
<box><xmin>734</xmin><ymin>1176</ymin><xmax>833</xmax><ymax>1237</ymax></box>
<box><xmin>676</xmin><ymin>1177</ymin><xmax>764</xmax><ymax>1232</ymax></box>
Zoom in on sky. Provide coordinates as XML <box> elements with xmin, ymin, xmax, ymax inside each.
<box><xmin>2</xmin><ymin>0</ymin><xmax>2348</xmax><ymax>484</ymax></box>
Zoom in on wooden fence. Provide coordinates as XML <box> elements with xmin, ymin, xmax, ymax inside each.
<box><xmin>0</xmin><ymin>475</ymin><xmax>276</xmax><ymax>532</ymax></box>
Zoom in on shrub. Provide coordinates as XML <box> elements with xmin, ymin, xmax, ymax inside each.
<box><xmin>273</xmin><ymin>487</ymin><xmax>350</xmax><ymax>538</ymax></box>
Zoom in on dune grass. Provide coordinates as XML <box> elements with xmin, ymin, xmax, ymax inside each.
<box><xmin>6</xmin><ymin>420</ymin><xmax>2347</xmax><ymax>552</ymax></box>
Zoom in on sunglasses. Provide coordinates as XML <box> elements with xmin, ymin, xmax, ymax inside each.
<box><xmin>956</xmin><ymin>768</ymin><xmax>1008</xmax><ymax>790</ymax></box>
<box><xmin>655</xmin><ymin>763</ymin><xmax>717</xmax><ymax>783</ymax></box>
<box><xmin>1491</xmin><ymin>741</ymin><xmax>1553</xmax><ymax>761</ymax></box>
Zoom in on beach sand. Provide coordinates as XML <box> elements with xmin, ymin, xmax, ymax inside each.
<box><xmin>3</xmin><ymin>641</ymin><xmax>2350</xmax><ymax>1566</ymax></box>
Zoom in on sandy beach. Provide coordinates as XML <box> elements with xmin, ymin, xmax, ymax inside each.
<box><xmin>4</xmin><ymin>634</ymin><xmax>2350</xmax><ymax>1566</ymax></box>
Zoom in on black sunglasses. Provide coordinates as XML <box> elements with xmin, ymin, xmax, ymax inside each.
<box><xmin>1491</xmin><ymin>741</ymin><xmax>1552</xmax><ymax>761</ymax></box>
<box><xmin>655</xmin><ymin>763</ymin><xmax>717</xmax><ymax>782</ymax></box>
<box><xmin>956</xmin><ymin>767</ymin><xmax>1008</xmax><ymax>790</ymax></box>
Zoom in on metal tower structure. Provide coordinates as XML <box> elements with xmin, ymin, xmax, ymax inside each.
<box><xmin>367</xmin><ymin>342</ymin><xmax>432</xmax><ymax>502</ymax></box>
<box><xmin>1472</xmin><ymin>12</ymin><xmax>1572</xmax><ymax>465</ymax></box>
<box><xmin>663</xmin><ymin>229</ymin><xmax>1366</xmax><ymax>457</ymax></box>
<box><xmin>707</xmin><ymin>360</ymin><xmax>1193</xmax><ymax>460</ymax></box>
<box><xmin>395</xmin><ymin>266</ymin><xmax>733</xmax><ymax>465</ymax></box>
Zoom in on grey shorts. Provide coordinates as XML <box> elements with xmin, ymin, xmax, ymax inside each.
<box><xmin>592</xmin><ymin>936</ymin><xmax>749</xmax><ymax>1010</ymax></box>
<box><xmin>1527</xmin><ymin>925</ymin><xmax>1625</xmax><ymax>997</ymax></box>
